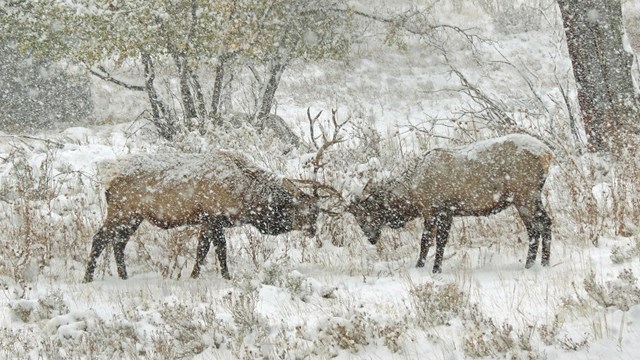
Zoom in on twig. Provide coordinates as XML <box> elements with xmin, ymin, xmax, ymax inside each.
<box><xmin>331</xmin><ymin>6</ymin><xmax>490</xmax><ymax>46</ymax></box>
<box><xmin>555</xmin><ymin>73</ymin><xmax>585</xmax><ymax>153</ymax></box>
<box><xmin>446</xmin><ymin>60</ymin><xmax>516</xmax><ymax>128</ymax></box>
<box><xmin>0</xmin><ymin>135</ymin><xmax>64</xmax><ymax>149</ymax></box>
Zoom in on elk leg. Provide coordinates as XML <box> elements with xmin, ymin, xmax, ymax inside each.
<box><xmin>84</xmin><ymin>227</ymin><xmax>113</xmax><ymax>283</ymax></box>
<box><xmin>196</xmin><ymin>219</ymin><xmax>232</xmax><ymax>280</ymax></box>
<box><xmin>200</xmin><ymin>219</ymin><xmax>230</xmax><ymax>280</ymax></box>
<box><xmin>432</xmin><ymin>212</ymin><xmax>453</xmax><ymax>273</ymax></box>
<box><xmin>518</xmin><ymin>205</ymin><xmax>540</xmax><ymax>269</ymax></box>
<box><xmin>190</xmin><ymin>227</ymin><xmax>212</xmax><ymax>279</ymax></box>
<box><xmin>213</xmin><ymin>228</ymin><xmax>230</xmax><ymax>280</ymax></box>
<box><xmin>535</xmin><ymin>201</ymin><xmax>552</xmax><ymax>267</ymax></box>
<box><xmin>112</xmin><ymin>219</ymin><xmax>142</xmax><ymax>280</ymax></box>
<box><xmin>416</xmin><ymin>218</ymin><xmax>435</xmax><ymax>268</ymax></box>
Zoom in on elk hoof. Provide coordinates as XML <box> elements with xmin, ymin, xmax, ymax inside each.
<box><xmin>541</xmin><ymin>258</ymin><xmax>550</xmax><ymax>267</ymax></box>
<box><xmin>117</xmin><ymin>268</ymin><xmax>128</xmax><ymax>280</ymax></box>
<box><xmin>432</xmin><ymin>266</ymin><xmax>442</xmax><ymax>274</ymax></box>
<box><xmin>525</xmin><ymin>260</ymin><xmax>535</xmax><ymax>269</ymax></box>
<box><xmin>83</xmin><ymin>275</ymin><xmax>93</xmax><ymax>283</ymax></box>
<box><xmin>416</xmin><ymin>260</ymin><xmax>425</xmax><ymax>268</ymax></box>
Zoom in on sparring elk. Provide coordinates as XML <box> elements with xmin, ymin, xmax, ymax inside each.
<box><xmin>348</xmin><ymin>134</ymin><xmax>553</xmax><ymax>273</ymax></box>
<box><xmin>84</xmin><ymin>151</ymin><xmax>319</xmax><ymax>282</ymax></box>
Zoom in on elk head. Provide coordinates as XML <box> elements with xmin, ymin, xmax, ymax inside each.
<box><xmin>282</xmin><ymin>178</ymin><xmax>320</xmax><ymax>237</ymax></box>
<box><xmin>348</xmin><ymin>181</ymin><xmax>413</xmax><ymax>244</ymax></box>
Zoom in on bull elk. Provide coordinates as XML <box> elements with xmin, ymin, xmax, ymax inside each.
<box><xmin>348</xmin><ymin>134</ymin><xmax>553</xmax><ymax>273</ymax></box>
<box><xmin>84</xmin><ymin>151</ymin><xmax>320</xmax><ymax>282</ymax></box>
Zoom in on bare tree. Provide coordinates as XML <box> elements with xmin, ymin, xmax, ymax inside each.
<box><xmin>557</xmin><ymin>0</ymin><xmax>639</xmax><ymax>153</ymax></box>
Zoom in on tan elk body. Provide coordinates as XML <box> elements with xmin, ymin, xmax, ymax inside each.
<box><xmin>84</xmin><ymin>151</ymin><xmax>319</xmax><ymax>282</ymax></box>
<box><xmin>349</xmin><ymin>134</ymin><xmax>553</xmax><ymax>272</ymax></box>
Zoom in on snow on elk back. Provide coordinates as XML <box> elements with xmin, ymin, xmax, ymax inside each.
<box><xmin>349</xmin><ymin>134</ymin><xmax>553</xmax><ymax>273</ymax></box>
<box><xmin>84</xmin><ymin>151</ymin><xmax>319</xmax><ymax>282</ymax></box>
<box><xmin>99</xmin><ymin>151</ymin><xmax>270</xmax><ymax>222</ymax></box>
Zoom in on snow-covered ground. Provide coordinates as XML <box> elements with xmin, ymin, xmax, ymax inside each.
<box><xmin>1</xmin><ymin>1</ymin><xmax>640</xmax><ymax>359</ymax></box>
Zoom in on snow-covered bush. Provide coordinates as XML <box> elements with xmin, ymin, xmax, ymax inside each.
<box><xmin>411</xmin><ymin>280</ymin><xmax>467</xmax><ymax>327</ymax></box>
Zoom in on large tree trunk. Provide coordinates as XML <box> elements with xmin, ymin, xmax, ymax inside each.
<box><xmin>557</xmin><ymin>0</ymin><xmax>639</xmax><ymax>153</ymax></box>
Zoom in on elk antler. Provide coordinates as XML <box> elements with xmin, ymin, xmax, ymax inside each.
<box><xmin>304</xmin><ymin>107</ymin><xmax>350</xmax><ymax>211</ymax></box>
<box><xmin>306</xmin><ymin>108</ymin><xmax>350</xmax><ymax>193</ymax></box>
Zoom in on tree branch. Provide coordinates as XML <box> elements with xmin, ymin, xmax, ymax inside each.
<box><xmin>88</xmin><ymin>66</ymin><xmax>145</xmax><ymax>91</ymax></box>
<box><xmin>326</xmin><ymin>6</ymin><xmax>489</xmax><ymax>45</ymax></box>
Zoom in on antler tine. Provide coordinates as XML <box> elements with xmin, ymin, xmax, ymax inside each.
<box><xmin>296</xmin><ymin>178</ymin><xmax>345</xmax><ymax>218</ymax></box>
<box><xmin>317</xmin><ymin>184</ymin><xmax>343</xmax><ymax>199</ymax></box>
<box><xmin>289</xmin><ymin>179</ymin><xmax>343</xmax><ymax>199</ymax></box>
<box><xmin>331</xmin><ymin>108</ymin><xmax>338</xmax><ymax>128</ymax></box>
<box><xmin>319</xmin><ymin>207</ymin><xmax>343</xmax><ymax>217</ymax></box>
<box><xmin>307</xmin><ymin>107</ymin><xmax>323</xmax><ymax>149</ymax></box>
<box><xmin>307</xmin><ymin>107</ymin><xmax>323</xmax><ymax>123</ymax></box>
<box><xmin>331</xmin><ymin>108</ymin><xmax>349</xmax><ymax>130</ymax></box>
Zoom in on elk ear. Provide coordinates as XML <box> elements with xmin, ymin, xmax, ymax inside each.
<box><xmin>347</xmin><ymin>199</ymin><xmax>361</xmax><ymax>214</ymax></box>
<box><xmin>358</xmin><ymin>180</ymin><xmax>377</xmax><ymax>204</ymax></box>
<box><xmin>361</xmin><ymin>180</ymin><xmax>372</xmax><ymax>197</ymax></box>
<box><xmin>347</xmin><ymin>201</ymin><xmax>356</xmax><ymax>214</ymax></box>
<box><xmin>282</xmin><ymin>178</ymin><xmax>306</xmax><ymax>197</ymax></box>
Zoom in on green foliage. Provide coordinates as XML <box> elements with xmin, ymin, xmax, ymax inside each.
<box><xmin>3</xmin><ymin>0</ymin><xmax>353</xmax><ymax>69</ymax></box>
<box><xmin>2</xmin><ymin>0</ymin><xmax>355</xmax><ymax>135</ymax></box>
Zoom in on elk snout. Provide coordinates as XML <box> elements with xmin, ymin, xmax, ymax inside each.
<box><xmin>362</xmin><ymin>226</ymin><xmax>381</xmax><ymax>245</ymax></box>
<box><xmin>303</xmin><ymin>224</ymin><xmax>316</xmax><ymax>237</ymax></box>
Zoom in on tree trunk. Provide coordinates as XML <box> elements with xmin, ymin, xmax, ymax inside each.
<box><xmin>210</xmin><ymin>53</ymin><xmax>230</xmax><ymax>120</ymax></box>
<box><xmin>142</xmin><ymin>53</ymin><xmax>176</xmax><ymax>140</ymax></box>
<box><xmin>255</xmin><ymin>60</ymin><xmax>287</xmax><ymax>121</ymax></box>
<box><xmin>557</xmin><ymin>0</ymin><xmax>639</xmax><ymax>153</ymax></box>
<box><xmin>188</xmin><ymin>68</ymin><xmax>207</xmax><ymax>131</ymax></box>
<box><xmin>177</xmin><ymin>54</ymin><xmax>198</xmax><ymax>121</ymax></box>
<box><xmin>168</xmin><ymin>43</ymin><xmax>198</xmax><ymax>128</ymax></box>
